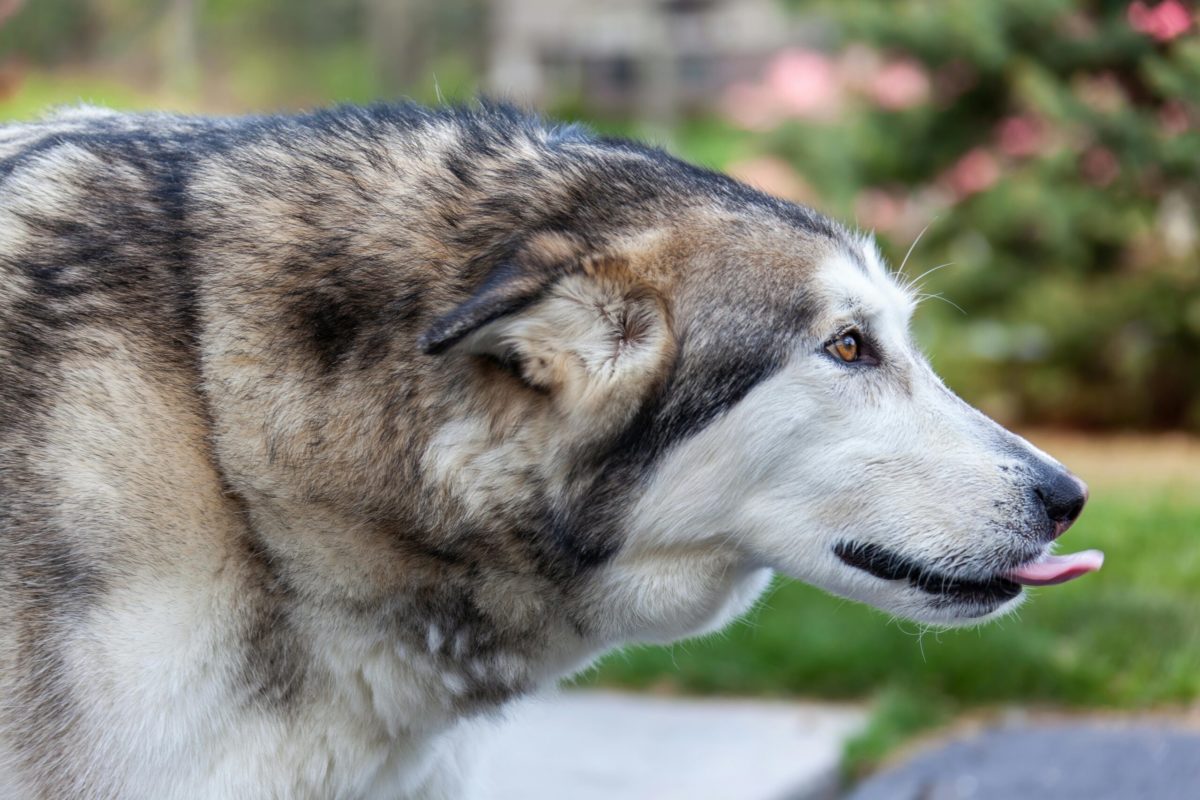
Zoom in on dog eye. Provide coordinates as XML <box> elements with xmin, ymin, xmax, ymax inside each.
<box><xmin>827</xmin><ymin>331</ymin><xmax>862</xmax><ymax>363</ymax></box>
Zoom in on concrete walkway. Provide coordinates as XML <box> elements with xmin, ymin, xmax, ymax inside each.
<box><xmin>487</xmin><ymin>690</ymin><xmax>867</xmax><ymax>800</ymax></box>
<box><xmin>846</xmin><ymin>720</ymin><xmax>1200</xmax><ymax>800</ymax></box>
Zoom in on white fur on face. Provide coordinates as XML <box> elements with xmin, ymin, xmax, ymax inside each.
<box><xmin>620</xmin><ymin>238</ymin><xmax>1065</xmax><ymax>630</ymax></box>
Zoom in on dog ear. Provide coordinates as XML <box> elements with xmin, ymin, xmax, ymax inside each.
<box><xmin>422</xmin><ymin>242</ymin><xmax>674</xmax><ymax>420</ymax></box>
<box><xmin>418</xmin><ymin>232</ymin><xmax>581</xmax><ymax>356</ymax></box>
<box><xmin>417</xmin><ymin>260</ymin><xmax>552</xmax><ymax>356</ymax></box>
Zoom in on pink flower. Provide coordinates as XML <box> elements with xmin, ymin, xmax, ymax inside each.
<box><xmin>1080</xmin><ymin>146</ymin><xmax>1120</xmax><ymax>186</ymax></box>
<box><xmin>855</xmin><ymin>188</ymin><xmax>905</xmax><ymax>233</ymax></box>
<box><xmin>1128</xmin><ymin>0</ymin><xmax>1193</xmax><ymax>42</ymax></box>
<box><xmin>868</xmin><ymin>59</ymin><xmax>931</xmax><ymax>111</ymax></box>
<box><xmin>721</xmin><ymin>82</ymin><xmax>782</xmax><ymax>132</ymax></box>
<box><xmin>996</xmin><ymin>116</ymin><xmax>1045</xmax><ymax>158</ymax></box>
<box><xmin>943</xmin><ymin>148</ymin><xmax>1001</xmax><ymax>198</ymax></box>
<box><xmin>765</xmin><ymin>49</ymin><xmax>841</xmax><ymax>120</ymax></box>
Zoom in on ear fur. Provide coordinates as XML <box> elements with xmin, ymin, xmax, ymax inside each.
<box><xmin>418</xmin><ymin>231</ymin><xmax>583</xmax><ymax>355</ymax></box>
<box><xmin>418</xmin><ymin>260</ymin><xmax>550</xmax><ymax>355</ymax></box>
<box><xmin>423</xmin><ymin>239</ymin><xmax>674</xmax><ymax>423</ymax></box>
<box><xmin>476</xmin><ymin>260</ymin><xmax>673</xmax><ymax>418</ymax></box>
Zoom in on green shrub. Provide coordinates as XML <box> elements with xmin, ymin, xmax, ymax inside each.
<box><xmin>735</xmin><ymin>0</ymin><xmax>1200</xmax><ymax>430</ymax></box>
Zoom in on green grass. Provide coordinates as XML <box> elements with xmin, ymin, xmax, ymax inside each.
<box><xmin>0</xmin><ymin>73</ymin><xmax>172</xmax><ymax>121</ymax></box>
<box><xmin>577</xmin><ymin>487</ymin><xmax>1200</xmax><ymax>772</ymax></box>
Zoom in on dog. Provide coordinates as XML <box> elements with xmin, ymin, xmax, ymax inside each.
<box><xmin>0</xmin><ymin>102</ymin><xmax>1099</xmax><ymax>798</ymax></box>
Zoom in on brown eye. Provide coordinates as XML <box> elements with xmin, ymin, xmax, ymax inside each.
<box><xmin>828</xmin><ymin>331</ymin><xmax>861</xmax><ymax>363</ymax></box>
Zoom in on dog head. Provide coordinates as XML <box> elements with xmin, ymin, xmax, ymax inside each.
<box><xmin>418</xmin><ymin>140</ymin><xmax>1096</xmax><ymax>638</ymax></box>
<box><xmin>616</xmin><ymin>227</ymin><xmax>1095</xmax><ymax>630</ymax></box>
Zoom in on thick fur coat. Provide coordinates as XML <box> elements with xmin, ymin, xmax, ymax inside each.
<box><xmin>0</xmin><ymin>103</ymin><xmax>1089</xmax><ymax>798</ymax></box>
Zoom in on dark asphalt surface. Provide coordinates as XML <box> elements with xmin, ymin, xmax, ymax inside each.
<box><xmin>845</xmin><ymin>722</ymin><xmax>1200</xmax><ymax>800</ymax></box>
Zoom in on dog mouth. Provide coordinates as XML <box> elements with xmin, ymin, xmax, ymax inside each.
<box><xmin>833</xmin><ymin>541</ymin><xmax>1104</xmax><ymax>611</ymax></box>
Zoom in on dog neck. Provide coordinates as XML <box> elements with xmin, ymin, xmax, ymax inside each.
<box><xmin>230</xmin><ymin>491</ymin><xmax>604</xmax><ymax>729</ymax></box>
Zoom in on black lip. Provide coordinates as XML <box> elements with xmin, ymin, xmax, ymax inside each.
<box><xmin>834</xmin><ymin>541</ymin><xmax>1021</xmax><ymax>606</ymax></box>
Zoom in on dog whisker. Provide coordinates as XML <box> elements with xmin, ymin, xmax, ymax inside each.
<box><xmin>897</xmin><ymin>220</ymin><xmax>935</xmax><ymax>278</ymax></box>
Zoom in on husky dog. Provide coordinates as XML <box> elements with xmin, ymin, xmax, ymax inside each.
<box><xmin>0</xmin><ymin>103</ymin><xmax>1099</xmax><ymax>798</ymax></box>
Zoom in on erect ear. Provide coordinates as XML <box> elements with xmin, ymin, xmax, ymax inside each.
<box><xmin>421</xmin><ymin>238</ymin><xmax>674</xmax><ymax>423</ymax></box>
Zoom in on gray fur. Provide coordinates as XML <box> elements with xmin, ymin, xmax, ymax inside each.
<box><xmin>0</xmin><ymin>102</ymin><xmax>863</xmax><ymax>797</ymax></box>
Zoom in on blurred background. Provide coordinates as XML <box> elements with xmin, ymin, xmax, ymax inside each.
<box><xmin>2</xmin><ymin>0</ymin><xmax>1198</xmax><ymax>783</ymax></box>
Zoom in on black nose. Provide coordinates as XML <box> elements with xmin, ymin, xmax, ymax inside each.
<box><xmin>1035</xmin><ymin>469</ymin><xmax>1088</xmax><ymax>538</ymax></box>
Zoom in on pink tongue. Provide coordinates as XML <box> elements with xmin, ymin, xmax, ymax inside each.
<box><xmin>1007</xmin><ymin>550</ymin><xmax>1105</xmax><ymax>586</ymax></box>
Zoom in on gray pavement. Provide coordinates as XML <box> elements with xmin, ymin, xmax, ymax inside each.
<box><xmin>846</xmin><ymin>720</ymin><xmax>1200</xmax><ymax>800</ymax></box>
<box><xmin>487</xmin><ymin>690</ymin><xmax>868</xmax><ymax>800</ymax></box>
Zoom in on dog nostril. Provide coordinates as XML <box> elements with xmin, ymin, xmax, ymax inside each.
<box><xmin>1062</xmin><ymin>492</ymin><xmax>1086</xmax><ymax>523</ymax></box>
<box><xmin>1036</xmin><ymin>474</ymin><xmax>1089</xmax><ymax>532</ymax></box>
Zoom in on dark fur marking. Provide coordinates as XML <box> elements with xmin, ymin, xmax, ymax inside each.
<box><xmin>546</xmin><ymin>332</ymin><xmax>789</xmax><ymax>579</ymax></box>
<box><xmin>353</xmin><ymin>290</ymin><xmax>426</xmax><ymax>370</ymax></box>
<box><xmin>444</xmin><ymin>153</ymin><xmax>479</xmax><ymax>189</ymax></box>
<box><xmin>288</xmin><ymin>276</ymin><xmax>429</xmax><ymax>374</ymax></box>
<box><xmin>148</xmin><ymin>154</ymin><xmax>205</xmax><ymax>363</ymax></box>
<box><xmin>0</xmin><ymin>455</ymin><xmax>106</xmax><ymax>783</ymax></box>
<box><xmin>238</xmin><ymin>532</ymin><xmax>307</xmax><ymax>710</ymax></box>
<box><xmin>603</xmin><ymin>298</ymin><xmax>810</xmax><ymax>471</ymax></box>
<box><xmin>305</xmin><ymin>294</ymin><xmax>364</xmax><ymax>372</ymax></box>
